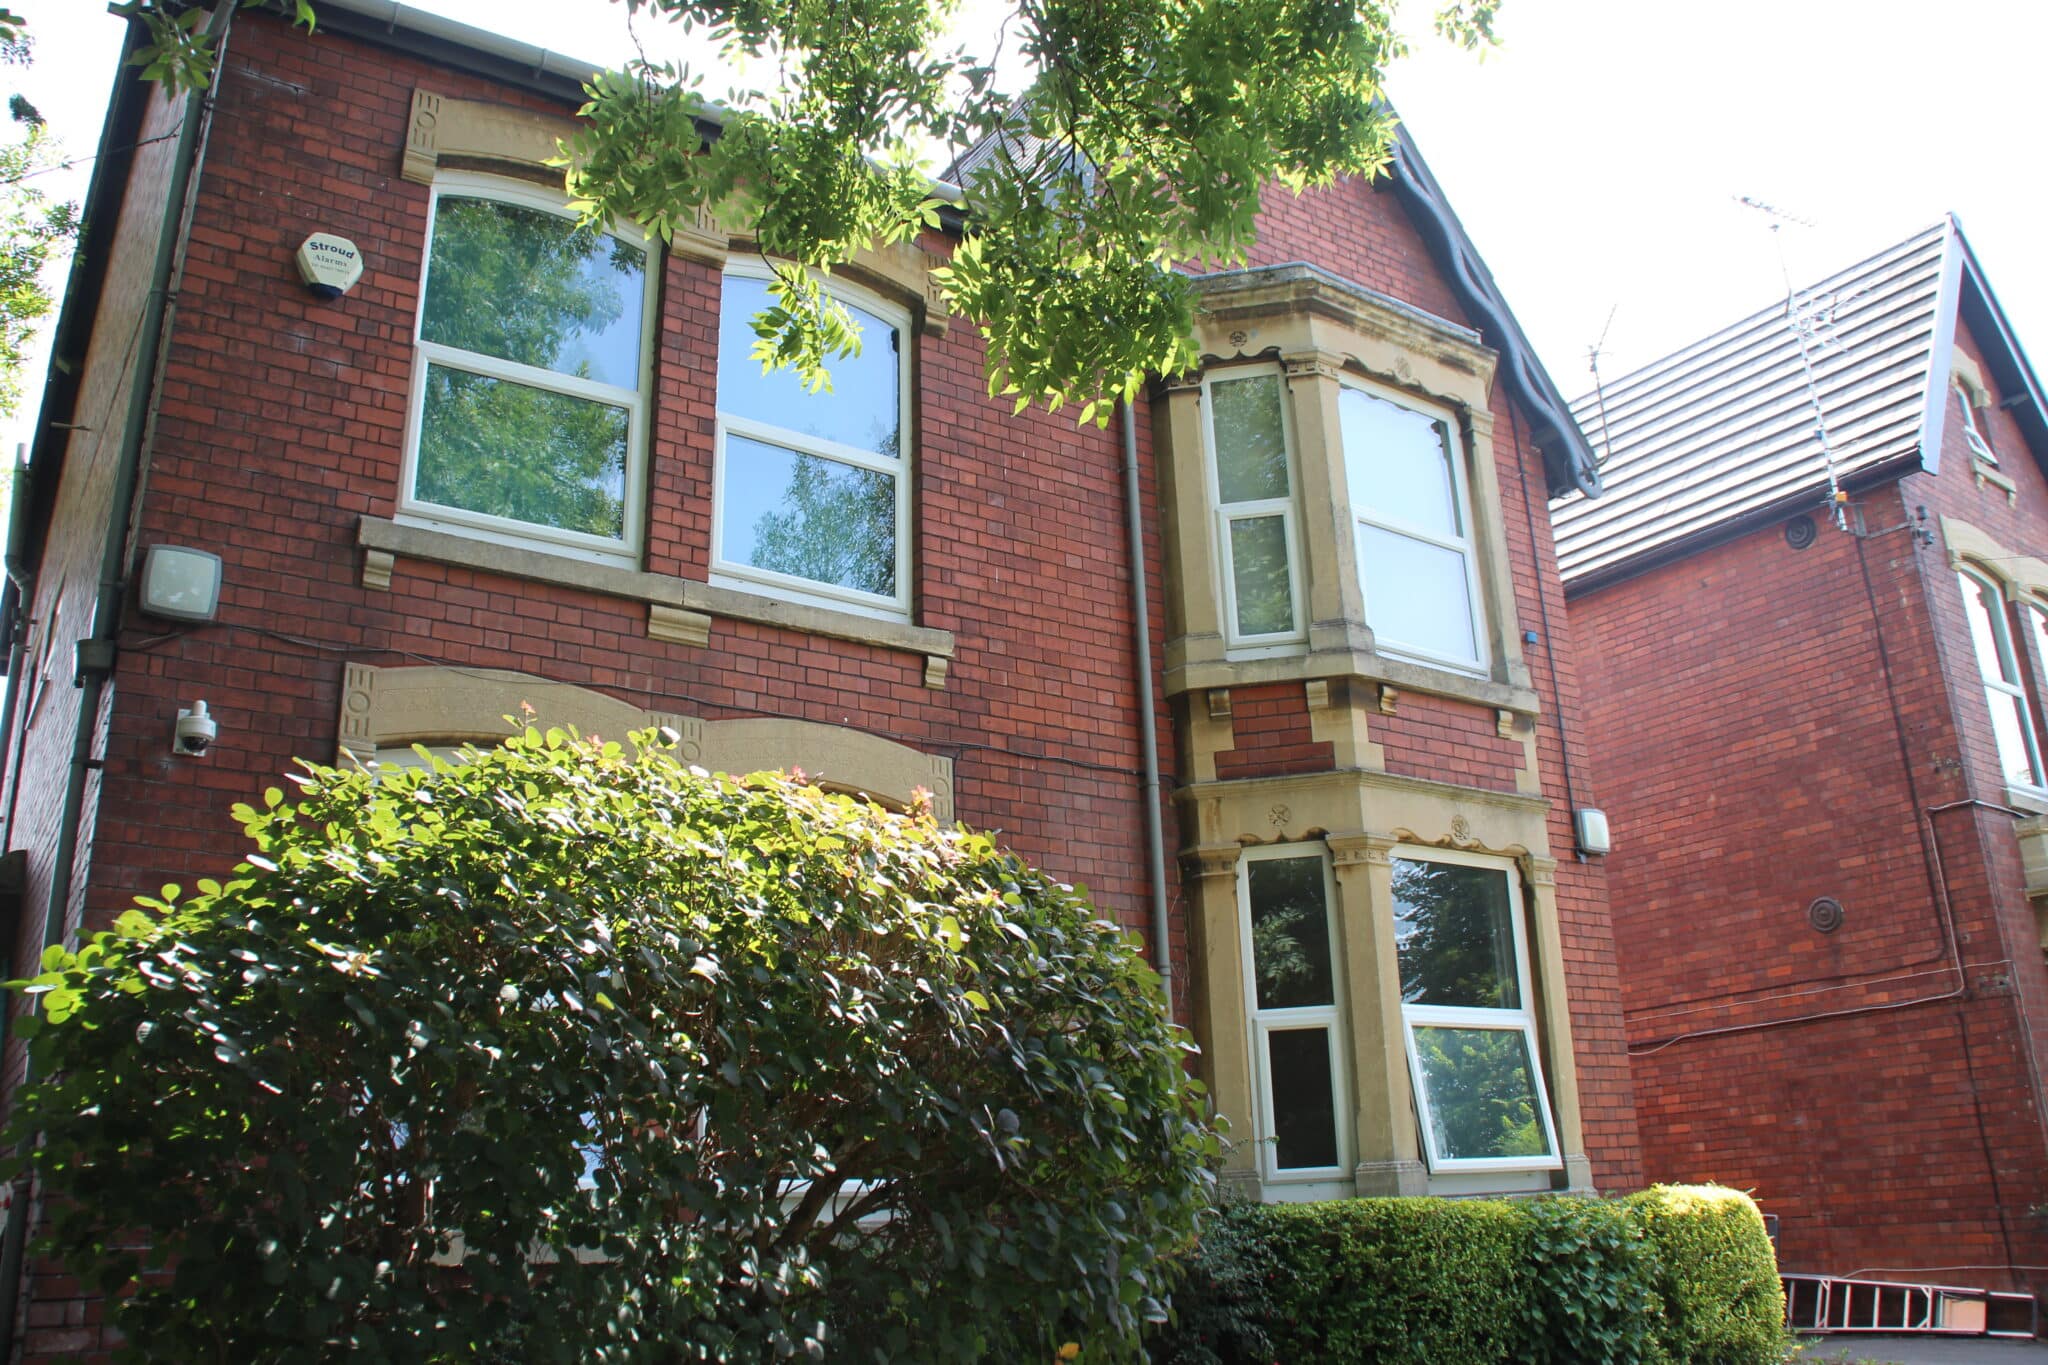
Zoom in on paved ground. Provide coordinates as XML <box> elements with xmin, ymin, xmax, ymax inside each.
<box><xmin>1803</xmin><ymin>1336</ymin><xmax>2048</xmax><ymax>1364</ymax></box>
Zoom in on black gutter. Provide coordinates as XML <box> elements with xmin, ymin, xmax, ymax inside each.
<box><xmin>1385</xmin><ymin>123</ymin><xmax>1602</xmax><ymax>500</ymax></box>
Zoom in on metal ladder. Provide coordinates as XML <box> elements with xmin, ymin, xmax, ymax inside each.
<box><xmin>1783</xmin><ymin>1274</ymin><xmax>2038</xmax><ymax>1338</ymax></box>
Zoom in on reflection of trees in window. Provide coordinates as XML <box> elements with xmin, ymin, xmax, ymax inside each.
<box><xmin>411</xmin><ymin>192</ymin><xmax>647</xmax><ymax>543</ymax></box>
<box><xmin>1392</xmin><ymin>859</ymin><xmax>1519</xmax><ymax>1008</ymax></box>
<box><xmin>1413</xmin><ymin>1027</ymin><xmax>1547</xmax><ymax>1160</ymax></box>
<box><xmin>1246</xmin><ymin>856</ymin><xmax>1332</xmax><ymax>1010</ymax></box>
<box><xmin>415</xmin><ymin>370</ymin><xmax>629</xmax><ymax>537</ymax></box>
<box><xmin>744</xmin><ymin>436</ymin><xmax>899</xmax><ymax>597</ymax></box>
<box><xmin>423</xmin><ymin>197</ymin><xmax>640</xmax><ymax>377</ymax></box>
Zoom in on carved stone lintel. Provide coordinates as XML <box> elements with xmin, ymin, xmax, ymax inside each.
<box><xmin>1305</xmin><ymin>679</ymin><xmax>1331</xmax><ymax>711</ymax></box>
<box><xmin>1326</xmin><ymin>832</ymin><xmax>1396</xmax><ymax>869</ymax></box>
<box><xmin>402</xmin><ymin>87</ymin><xmax>575</xmax><ymax>185</ymax></box>
<box><xmin>1161</xmin><ymin>371</ymin><xmax>1204</xmax><ymax>394</ymax></box>
<box><xmin>1282</xmin><ymin>350</ymin><xmax>1342</xmax><ymax>382</ymax></box>
<box><xmin>671</xmin><ymin>204</ymin><xmax>731</xmax><ymax>267</ymax></box>
<box><xmin>1378</xmin><ymin>684</ymin><xmax>1399</xmax><ymax>715</ymax></box>
<box><xmin>1207</xmin><ymin>687</ymin><xmax>1233</xmax><ymax>720</ymax></box>
<box><xmin>648</xmin><ymin>604</ymin><xmax>712</xmax><ymax>647</ymax></box>
<box><xmin>337</xmin><ymin>662</ymin><xmax>378</xmax><ymax>767</ymax></box>
<box><xmin>1182</xmin><ymin>842</ymin><xmax>1244</xmax><ymax>882</ymax></box>
<box><xmin>403</xmin><ymin>89</ymin><xmax>442</xmax><ymax>184</ymax></box>
<box><xmin>923</xmin><ymin>655</ymin><xmax>949</xmax><ymax>690</ymax></box>
<box><xmin>919</xmin><ymin>249</ymin><xmax>951</xmax><ymax>337</ymax></box>
<box><xmin>361</xmin><ymin>549</ymin><xmax>395</xmax><ymax>592</ymax></box>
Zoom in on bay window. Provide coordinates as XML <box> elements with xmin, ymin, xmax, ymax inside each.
<box><xmin>1205</xmin><ymin>370</ymin><xmax>1305</xmax><ymax>648</ymax></box>
<box><xmin>1341</xmin><ymin>383</ymin><xmax>1488</xmax><ymax>674</ymax></box>
<box><xmin>1237</xmin><ymin>846</ymin><xmax>1347</xmax><ymax>1187</ymax></box>
<box><xmin>714</xmin><ymin>267</ymin><xmax>911</xmax><ymax>620</ymax></box>
<box><xmin>402</xmin><ymin>176</ymin><xmax>653</xmax><ymax>563</ymax></box>
<box><xmin>1392</xmin><ymin>850</ymin><xmax>1559</xmax><ymax>1172</ymax></box>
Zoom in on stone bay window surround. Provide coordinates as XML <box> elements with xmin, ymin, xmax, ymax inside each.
<box><xmin>1158</xmin><ymin>263</ymin><xmax>1590</xmax><ymax>1199</ymax></box>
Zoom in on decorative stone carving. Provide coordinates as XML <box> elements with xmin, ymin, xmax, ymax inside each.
<box><xmin>923</xmin><ymin>655</ymin><xmax>949</xmax><ymax>690</ymax></box>
<box><xmin>647</xmin><ymin>604</ymin><xmax>712</xmax><ymax>647</ymax></box>
<box><xmin>361</xmin><ymin>549</ymin><xmax>395</xmax><ymax>592</ymax></box>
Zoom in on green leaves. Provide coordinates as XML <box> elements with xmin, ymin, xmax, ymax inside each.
<box><xmin>10</xmin><ymin>728</ymin><xmax>1214</xmax><ymax>1362</ymax></box>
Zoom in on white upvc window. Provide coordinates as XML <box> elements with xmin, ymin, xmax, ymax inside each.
<box><xmin>1391</xmin><ymin>847</ymin><xmax>1561</xmax><ymax>1175</ymax></box>
<box><xmin>1236</xmin><ymin>845</ymin><xmax>1349</xmax><ymax>1190</ymax></box>
<box><xmin>1203</xmin><ymin>368</ymin><xmax>1306</xmax><ymax>651</ymax></box>
<box><xmin>1956</xmin><ymin>382</ymin><xmax>1997</xmax><ymax>466</ymax></box>
<box><xmin>1960</xmin><ymin>568</ymin><xmax>2045</xmax><ymax>792</ymax></box>
<box><xmin>713</xmin><ymin>264</ymin><xmax>912</xmax><ymax>621</ymax></box>
<box><xmin>1339</xmin><ymin>381</ymin><xmax>1488</xmax><ymax>675</ymax></box>
<box><xmin>400</xmin><ymin>174</ymin><xmax>655</xmax><ymax>565</ymax></box>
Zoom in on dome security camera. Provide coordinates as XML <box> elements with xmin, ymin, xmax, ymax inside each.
<box><xmin>173</xmin><ymin>701</ymin><xmax>217</xmax><ymax>758</ymax></box>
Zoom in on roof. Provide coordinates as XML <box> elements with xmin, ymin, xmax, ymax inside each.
<box><xmin>1549</xmin><ymin>218</ymin><xmax>2021</xmax><ymax>591</ymax></box>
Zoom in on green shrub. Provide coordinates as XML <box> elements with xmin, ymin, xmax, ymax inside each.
<box><xmin>1143</xmin><ymin>1201</ymin><xmax>1279</xmax><ymax>1365</ymax></box>
<box><xmin>1626</xmin><ymin>1184</ymin><xmax>1790</xmax><ymax>1365</ymax></box>
<box><xmin>1249</xmin><ymin>1198</ymin><xmax>1532</xmax><ymax>1363</ymax></box>
<box><xmin>7</xmin><ymin>727</ymin><xmax>1219</xmax><ymax>1363</ymax></box>
<box><xmin>1144</xmin><ymin>1186</ymin><xmax>1784</xmax><ymax>1365</ymax></box>
<box><xmin>1522</xmin><ymin>1195</ymin><xmax>1664</xmax><ymax>1365</ymax></box>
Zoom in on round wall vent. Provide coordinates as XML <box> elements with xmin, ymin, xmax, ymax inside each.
<box><xmin>1807</xmin><ymin>896</ymin><xmax>1845</xmax><ymax>933</ymax></box>
<box><xmin>1785</xmin><ymin>515</ymin><xmax>1818</xmax><ymax>550</ymax></box>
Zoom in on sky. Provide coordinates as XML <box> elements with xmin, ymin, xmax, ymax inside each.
<box><xmin>9</xmin><ymin>0</ymin><xmax>2047</xmax><ymax>457</ymax></box>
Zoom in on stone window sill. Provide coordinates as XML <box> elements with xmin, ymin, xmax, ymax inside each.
<box><xmin>357</xmin><ymin>516</ymin><xmax>956</xmax><ymax>687</ymax></box>
<box><xmin>1165</xmin><ymin>643</ymin><xmax>1540</xmax><ymax>718</ymax></box>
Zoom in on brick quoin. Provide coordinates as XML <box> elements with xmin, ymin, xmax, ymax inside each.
<box><xmin>1</xmin><ymin>10</ymin><xmax>1641</xmax><ymax>1356</ymax></box>
<box><xmin>1571</xmin><ymin>307</ymin><xmax>2048</xmax><ymax>1298</ymax></box>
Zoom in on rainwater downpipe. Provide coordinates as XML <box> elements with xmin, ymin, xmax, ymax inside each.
<box><xmin>1118</xmin><ymin>399</ymin><xmax>1173</xmax><ymax>1015</ymax></box>
<box><xmin>0</xmin><ymin>8</ymin><xmax>230</xmax><ymax>1349</ymax></box>
<box><xmin>1</xmin><ymin>447</ymin><xmax>35</xmax><ymax>848</ymax></box>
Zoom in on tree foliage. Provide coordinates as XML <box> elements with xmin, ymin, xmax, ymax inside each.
<box><xmin>7</xmin><ymin>727</ymin><xmax>1218</xmax><ymax>1362</ymax></box>
<box><xmin>121</xmin><ymin>0</ymin><xmax>1500</xmax><ymax>420</ymax></box>
<box><xmin>0</xmin><ymin>26</ymin><xmax>77</xmax><ymax>418</ymax></box>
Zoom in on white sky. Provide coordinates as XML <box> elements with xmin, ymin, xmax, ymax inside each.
<box><xmin>10</xmin><ymin>0</ymin><xmax>2046</xmax><ymax>454</ymax></box>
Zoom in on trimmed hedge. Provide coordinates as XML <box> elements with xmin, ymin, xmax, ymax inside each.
<box><xmin>1147</xmin><ymin>1185</ymin><xmax>1787</xmax><ymax>1365</ymax></box>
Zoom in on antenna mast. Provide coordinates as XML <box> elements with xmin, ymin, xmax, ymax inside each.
<box><xmin>1736</xmin><ymin>196</ymin><xmax>1849</xmax><ymax>530</ymax></box>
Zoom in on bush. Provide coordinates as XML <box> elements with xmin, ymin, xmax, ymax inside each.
<box><xmin>1625</xmin><ymin>1185</ymin><xmax>1790</xmax><ymax>1365</ymax></box>
<box><xmin>1145</xmin><ymin>1186</ymin><xmax>1784</xmax><ymax>1365</ymax></box>
<box><xmin>8</xmin><ymin>727</ymin><xmax>1218</xmax><ymax>1363</ymax></box>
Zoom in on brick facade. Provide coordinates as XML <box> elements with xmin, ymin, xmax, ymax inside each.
<box><xmin>1571</xmin><ymin>309</ymin><xmax>2048</xmax><ymax>1295</ymax></box>
<box><xmin>1</xmin><ymin>10</ymin><xmax>1640</xmax><ymax>1356</ymax></box>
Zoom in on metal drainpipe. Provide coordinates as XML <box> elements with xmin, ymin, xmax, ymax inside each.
<box><xmin>0</xmin><ymin>9</ymin><xmax>231</xmax><ymax>1349</ymax></box>
<box><xmin>1</xmin><ymin>448</ymin><xmax>35</xmax><ymax>849</ymax></box>
<box><xmin>1119</xmin><ymin>399</ymin><xmax>1173</xmax><ymax>1015</ymax></box>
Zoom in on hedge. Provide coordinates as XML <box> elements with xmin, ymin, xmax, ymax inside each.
<box><xmin>1147</xmin><ymin>1185</ymin><xmax>1787</xmax><ymax>1365</ymax></box>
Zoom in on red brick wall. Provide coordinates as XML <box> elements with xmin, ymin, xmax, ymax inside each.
<box><xmin>1571</xmin><ymin>309</ymin><xmax>2048</xmax><ymax>1292</ymax></box>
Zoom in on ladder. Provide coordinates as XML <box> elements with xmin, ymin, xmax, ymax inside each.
<box><xmin>1783</xmin><ymin>1274</ymin><xmax>2038</xmax><ymax>1338</ymax></box>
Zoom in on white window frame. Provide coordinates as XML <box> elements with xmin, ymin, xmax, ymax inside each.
<box><xmin>1202</xmin><ymin>365</ymin><xmax>1307</xmax><ymax>654</ymax></box>
<box><xmin>1392</xmin><ymin>844</ymin><xmax>1561</xmax><ymax>1175</ymax></box>
<box><xmin>1960</xmin><ymin>566</ymin><xmax>2045</xmax><ymax>792</ymax></box>
<box><xmin>398</xmin><ymin>173</ymin><xmax>657</xmax><ymax>567</ymax></box>
<box><xmin>1956</xmin><ymin>382</ymin><xmax>1997</xmax><ymax>466</ymax></box>
<box><xmin>1341</xmin><ymin>377</ymin><xmax>1490</xmax><ymax>677</ymax></box>
<box><xmin>712</xmin><ymin>260</ymin><xmax>914</xmax><ymax>622</ymax></box>
<box><xmin>1235</xmin><ymin>843</ymin><xmax>1350</xmax><ymax>1192</ymax></box>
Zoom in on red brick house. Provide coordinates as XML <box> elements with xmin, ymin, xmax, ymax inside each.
<box><xmin>0</xmin><ymin>2</ymin><xmax>1639</xmax><ymax>1354</ymax></box>
<box><xmin>1557</xmin><ymin>219</ymin><xmax>2048</xmax><ymax>1300</ymax></box>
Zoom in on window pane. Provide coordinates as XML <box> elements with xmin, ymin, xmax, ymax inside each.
<box><xmin>1411</xmin><ymin>1026</ymin><xmax>1552</xmax><ymax>1162</ymax></box>
<box><xmin>1211</xmin><ymin>375</ymin><xmax>1290</xmax><ymax>503</ymax></box>
<box><xmin>422</xmin><ymin>196</ymin><xmax>645</xmax><ymax>388</ymax></box>
<box><xmin>2032</xmin><ymin>605</ymin><xmax>2048</xmax><ymax>685</ymax></box>
<box><xmin>1392</xmin><ymin>858</ymin><xmax>1520</xmax><ymax>1009</ymax></box>
<box><xmin>1985</xmin><ymin>686</ymin><xmax>2041</xmax><ymax>788</ymax></box>
<box><xmin>721</xmin><ymin>434</ymin><xmax>897</xmax><ymax>597</ymax></box>
<box><xmin>1357</xmin><ymin>525</ymin><xmax>1477</xmax><ymax>664</ymax></box>
<box><xmin>1229</xmin><ymin>516</ymin><xmax>1294</xmax><ymax>637</ymax></box>
<box><xmin>415</xmin><ymin>364</ymin><xmax>628</xmax><ymax>539</ymax></box>
<box><xmin>718</xmin><ymin>275</ymin><xmax>901</xmax><ymax>456</ymax></box>
<box><xmin>1960</xmin><ymin>572</ymin><xmax>2016</xmax><ymax>685</ymax></box>
<box><xmin>1267</xmin><ymin>1028</ymin><xmax>1339</xmax><ymax>1169</ymax></box>
<box><xmin>1247</xmin><ymin>856</ymin><xmax>1333</xmax><ymax>1010</ymax></box>
<box><xmin>1341</xmin><ymin>387</ymin><xmax>1459</xmax><ymax>535</ymax></box>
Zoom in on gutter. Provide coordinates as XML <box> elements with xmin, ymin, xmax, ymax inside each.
<box><xmin>0</xmin><ymin>5</ymin><xmax>231</xmax><ymax>1349</ymax></box>
<box><xmin>1119</xmin><ymin>401</ymin><xmax>1172</xmax><ymax>1015</ymax></box>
